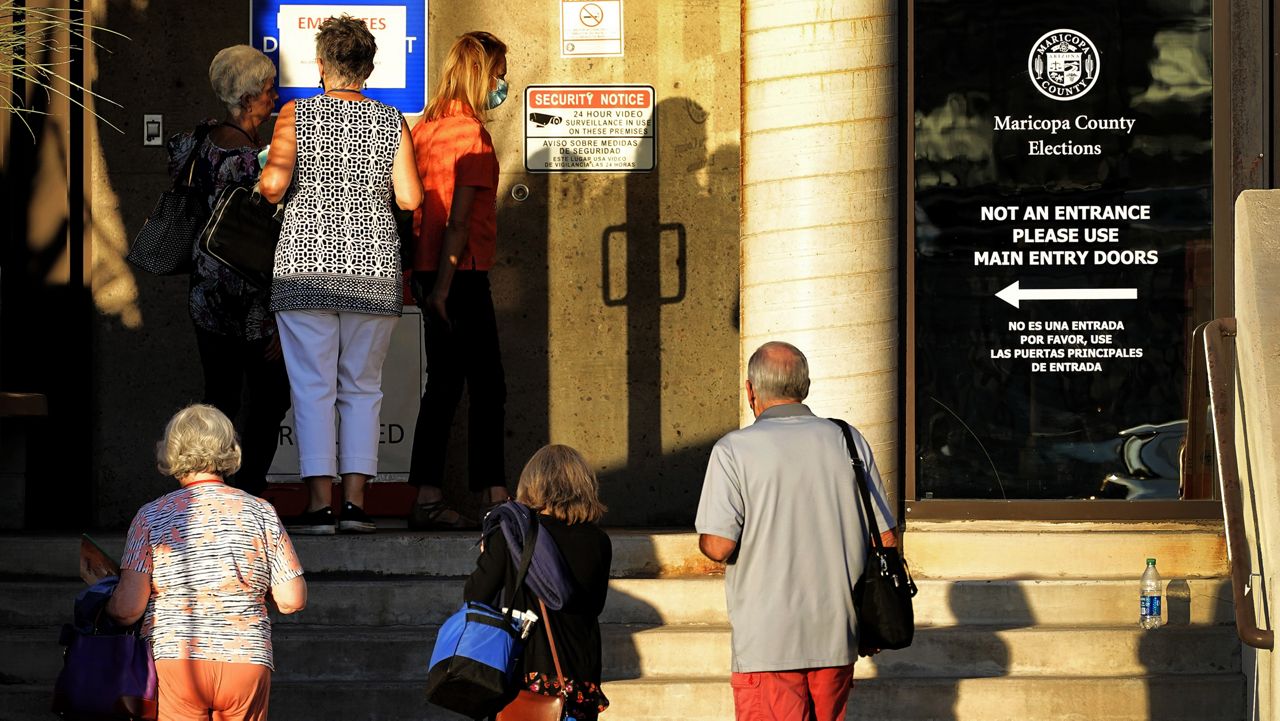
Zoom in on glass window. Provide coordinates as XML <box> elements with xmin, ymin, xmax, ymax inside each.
<box><xmin>911</xmin><ymin>0</ymin><xmax>1214</xmax><ymax>500</ymax></box>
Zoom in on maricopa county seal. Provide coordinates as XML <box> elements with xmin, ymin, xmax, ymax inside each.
<box><xmin>1028</xmin><ymin>29</ymin><xmax>1099</xmax><ymax>101</ymax></box>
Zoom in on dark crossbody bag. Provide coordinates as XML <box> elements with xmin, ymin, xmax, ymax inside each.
<box><xmin>831</xmin><ymin>418</ymin><xmax>918</xmax><ymax>654</ymax></box>
<box><xmin>127</xmin><ymin>124</ymin><xmax>213</xmax><ymax>276</ymax></box>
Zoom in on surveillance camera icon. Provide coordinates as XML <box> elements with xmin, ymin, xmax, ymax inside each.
<box><xmin>529</xmin><ymin>112</ymin><xmax>563</xmax><ymax>128</ymax></box>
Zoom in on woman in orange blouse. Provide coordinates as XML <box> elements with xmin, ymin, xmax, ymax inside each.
<box><xmin>407</xmin><ymin>31</ymin><xmax>513</xmax><ymax>529</ymax></box>
<box><xmin>108</xmin><ymin>404</ymin><xmax>306</xmax><ymax>721</ymax></box>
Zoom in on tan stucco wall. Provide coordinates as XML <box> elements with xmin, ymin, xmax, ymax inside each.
<box><xmin>1230</xmin><ymin>191</ymin><xmax>1280</xmax><ymax>719</ymax></box>
<box><xmin>89</xmin><ymin>1</ymin><xmax>741</xmax><ymax>526</ymax></box>
<box><xmin>740</xmin><ymin>0</ymin><xmax>900</xmax><ymax>511</ymax></box>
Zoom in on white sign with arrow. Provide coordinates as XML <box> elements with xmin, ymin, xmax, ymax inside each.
<box><xmin>996</xmin><ymin>280</ymin><xmax>1138</xmax><ymax>309</ymax></box>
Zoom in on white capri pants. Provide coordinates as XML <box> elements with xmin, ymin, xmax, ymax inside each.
<box><xmin>276</xmin><ymin>309</ymin><xmax>398</xmax><ymax>479</ymax></box>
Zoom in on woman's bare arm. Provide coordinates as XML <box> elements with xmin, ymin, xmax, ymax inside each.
<box><xmin>259</xmin><ymin>101</ymin><xmax>297</xmax><ymax>203</ymax></box>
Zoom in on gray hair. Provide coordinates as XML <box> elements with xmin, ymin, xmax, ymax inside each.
<box><xmin>156</xmin><ymin>404</ymin><xmax>242</xmax><ymax>479</ymax></box>
<box><xmin>209</xmin><ymin>45</ymin><xmax>276</xmax><ymax>115</ymax></box>
<box><xmin>747</xmin><ymin>341</ymin><xmax>810</xmax><ymax>403</ymax></box>
<box><xmin>315</xmin><ymin>15</ymin><xmax>378</xmax><ymax>87</ymax></box>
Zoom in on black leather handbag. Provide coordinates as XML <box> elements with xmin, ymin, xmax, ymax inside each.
<box><xmin>831</xmin><ymin>419</ymin><xmax>918</xmax><ymax>654</ymax></box>
<box><xmin>127</xmin><ymin>124</ymin><xmax>212</xmax><ymax>276</ymax></box>
<box><xmin>197</xmin><ymin>184</ymin><xmax>282</xmax><ymax>288</ymax></box>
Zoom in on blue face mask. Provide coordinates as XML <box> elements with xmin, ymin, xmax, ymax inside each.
<box><xmin>487</xmin><ymin>78</ymin><xmax>508</xmax><ymax>110</ymax></box>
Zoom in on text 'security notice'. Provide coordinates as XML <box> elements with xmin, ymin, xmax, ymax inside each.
<box><xmin>524</xmin><ymin>85</ymin><xmax>655</xmax><ymax>172</ymax></box>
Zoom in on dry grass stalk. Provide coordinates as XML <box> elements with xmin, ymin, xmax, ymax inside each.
<box><xmin>0</xmin><ymin>1</ymin><xmax>125</xmax><ymax>135</ymax></box>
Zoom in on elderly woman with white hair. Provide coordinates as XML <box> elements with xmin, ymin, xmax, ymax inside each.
<box><xmin>107</xmin><ymin>404</ymin><xmax>306</xmax><ymax>721</ymax></box>
<box><xmin>165</xmin><ymin>44</ymin><xmax>289</xmax><ymax>498</ymax></box>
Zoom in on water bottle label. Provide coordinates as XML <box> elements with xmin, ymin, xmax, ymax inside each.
<box><xmin>1141</xmin><ymin>595</ymin><xmax>1162</xmax><ymax>617</ymax></box>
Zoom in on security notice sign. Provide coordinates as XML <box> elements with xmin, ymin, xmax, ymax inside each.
<box><xmin>560</xmin><ymin>0</ymin><xmax>623</xmax><ymax>57</ymax></box>
<box><xmin>525</xmin><ymin>85</ymin><xmax>655</xmax><ymax>172</ymax></box>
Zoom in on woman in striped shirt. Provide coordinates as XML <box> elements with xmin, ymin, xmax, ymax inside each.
<box><xmin>108</xmin><ymin>404</ymin><xmax>307</xmax><ymax>721</ymax></box>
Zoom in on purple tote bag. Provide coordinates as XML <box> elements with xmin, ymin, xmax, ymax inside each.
<box><xmin>51</xmin><ymin>625</ymin><xmax>158</xmax><ymax>720</ymax></box>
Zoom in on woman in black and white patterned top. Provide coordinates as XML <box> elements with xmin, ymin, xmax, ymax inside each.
<box><xmin>260</xmin><ymin>15</ymin><xmax>423</xmax><ymax>535</ymax></box>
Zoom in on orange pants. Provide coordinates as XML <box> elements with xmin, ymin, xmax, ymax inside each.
<box><xmin>730</xmin><ymin>664</ymin><xmax>854</xmax><ymax>721</ymax></box>
<box><xmin>154</xmin><ymin>659</ymin><xmax>271</xmax><ymax>721</ymax></box>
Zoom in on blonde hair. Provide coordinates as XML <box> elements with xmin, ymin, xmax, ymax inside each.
<box><xmin>209</xmin><ymin>45</ymin><xmax>276</xmax><ymax>115</ymax></box>
<box><xmin>516</xmin><ymin>445</ymin><xmax>607</xmax><ymax>524</ymax></box>
<box><xmin>424</xmin><ymin>31</ymin><xmax>507</xmax><ymax>124</ymax></box>
<box><xmin>156</xmin><ymin>404</ymin><xmax>242</xmax><ymax>479</ymax></box>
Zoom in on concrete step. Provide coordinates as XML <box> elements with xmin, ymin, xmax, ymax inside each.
<box><xmin>0</xmin><ymin>531</ymin><xmax>719</xmax><ymax>579</ymax></box>
<box><xmin>906</xmin><ymin>520</ymin><xmax>1228</xmax><ymax>580</ymax></box>
<box><xmin>610</xmin><ymin>577</ymin><xmax>1234</xmax><ymax>628</ymax></box>
<box><xmin>0</xmin><ymin>576</ymin><xmax>1234</xmax><ymax>628</ymax></box>
<box><xmin>0</xmin><ymin>521</ymin><xmax>1229</xmax><ymax>581</ymax></box>
<box><xmin>605</xmin><ymin>674</ymin><xmax>1246</xmax><ymax>721</ymax></box>
<box><xmin>597</xmin><ymin>624</ymin><xmax>1240</xmax><ymax>681</ymax></box>
<box><xmin>0</xmin><ymin>675</ymin><xmax>1244</xmax><ymax>721</ymax></box>
<box><xmin>5</xmin><ymin>623</ymin><xmax>1239</xmax><ymax>685</ymax></box>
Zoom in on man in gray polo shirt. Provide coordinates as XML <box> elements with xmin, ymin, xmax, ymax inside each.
<box><xmin>696</xmin><ymin>341</ymin><xmax>897</xmax><ymax>720</ymax></box>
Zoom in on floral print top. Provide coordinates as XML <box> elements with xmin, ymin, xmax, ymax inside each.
<box><xmin>167</xmin><ymin>120</ymin><xmax>273</xmax><ymax>340</ymax></box>
<box><xmin>520</xmin><ymin>671</ymin><xmax>609</xmax><ymax>720</ymax></box>
<box><xmin>121</xmin><ymin>482</ymin><xmax>304</xmax><ymax>668</ymax></box>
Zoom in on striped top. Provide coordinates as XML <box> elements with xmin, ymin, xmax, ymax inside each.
<box><xmin>121</xmin><ymin>482</ymin><xmax>304</xmax><ymax>668</ymax></box>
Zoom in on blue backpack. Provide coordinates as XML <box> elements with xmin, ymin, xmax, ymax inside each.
<box><xmin>425</xmin><ymin>513</ymin><xmax>539</xmax><ymax>719</ymax></box>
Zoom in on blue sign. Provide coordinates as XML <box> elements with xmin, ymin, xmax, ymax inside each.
<box><xmin>250</xmin><ymin>0</ymin><xmax>429</xmax><ymax>115</ymax></box>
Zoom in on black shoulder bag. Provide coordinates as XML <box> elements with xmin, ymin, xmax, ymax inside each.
<box><xmin>830</xmin><ymin>418</ymin><xmax>918</xmax><ymax>654</ymax></box>
<box><xmin>127</xmin><ymin>124</ymin><xmax>213</xmax><ymax>275</ymax></box>
<box><xmin>197</xmin><ymin>184</ymin><xmax>282</xmax><ymax>289</ymax></box>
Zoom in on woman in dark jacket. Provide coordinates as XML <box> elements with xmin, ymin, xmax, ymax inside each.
<box><xmin>464</xmin><ymin>445</ymin><xmax>613</xmax><ymax>720</ymax></box>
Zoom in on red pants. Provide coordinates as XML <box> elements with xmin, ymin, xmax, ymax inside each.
<box><xmin>155</xmin><ymin>659</ymin><xmax>271</xmax><ymax>721</ymax></box>
<box><xmin>731</xmin><ymin>664</ymin><xmax>854</xmax><ymax>721</ymax></box>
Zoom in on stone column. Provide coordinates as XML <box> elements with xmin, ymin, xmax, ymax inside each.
<box><xmin>740</xmin><ymin>0</ymin><xmax>900</xmax><ymax>502</ymax></box>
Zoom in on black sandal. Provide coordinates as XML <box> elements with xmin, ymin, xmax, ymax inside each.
<box><xmin>408</xmin><ymin>500</ymin><xmax>478</xmax><ymax>531</ymax></box>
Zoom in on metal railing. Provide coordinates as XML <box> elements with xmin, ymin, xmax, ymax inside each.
<box><xmin>1202</xmin><ymin>317</ymin><xmax>1273</xmax><ymax>650</ymax></box>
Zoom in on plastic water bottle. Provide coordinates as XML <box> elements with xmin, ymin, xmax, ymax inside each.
<box><xmin>1139</xmin><ymin>557</ymin><xmax>1163</xmax><ymax>629</ymax></box>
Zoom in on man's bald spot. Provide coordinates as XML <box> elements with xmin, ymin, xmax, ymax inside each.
<box><xmin>748</xmin><ymin>341</ymin><xmax>810</xmax><ymax>402</ymax></box>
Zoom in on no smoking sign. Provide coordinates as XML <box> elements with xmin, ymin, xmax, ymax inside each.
<box><xmin>579</xmin><ymin>3</ymin><xmax>603</xmax><ymax>26</ymax></box>
<box><xmin>561</xmin><ymin>0</ymin><xmax>623</xmax><ymax>57</ymax></box>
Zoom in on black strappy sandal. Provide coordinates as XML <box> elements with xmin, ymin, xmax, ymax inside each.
<box><xmin>408</xmin><ymin>500</ymin><xmax>478</xmax><ymax>531</ymax></box>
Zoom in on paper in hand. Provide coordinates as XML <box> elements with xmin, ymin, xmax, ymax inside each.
<box><xmin>79</xmin><ymin>534</ymin><xmax>120</xmax><ymax>585</ymax></box>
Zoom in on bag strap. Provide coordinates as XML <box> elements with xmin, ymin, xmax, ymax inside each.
<box><xmin>176</xmin><ymin>123</ymin><xmax>214</xmax><ymax>190</ymax></box>
<box><xmin>90</xmin><ymin>600</ymin><xmax>144</xmax><ymax>637</ymax></box>
<box><xmin>499</xmin><ymin>511</ymin><xmax>540</xmax><ymax>624</ymax></box>
<box><xmin>216</xmin><ymin>121</ymin><xmax>258</xmax><ymax>147</ymax></box>
<box><xmin>829</xmin><ymin>418</ymin><xmax>887</xmax><ymax>551</ymax></box>
<box><xmin>537</xmin><ymin>597</ymin><xmax>567</xmax><ymax>697</ymax></box>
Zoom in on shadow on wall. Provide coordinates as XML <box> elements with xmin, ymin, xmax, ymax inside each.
<box><xmin>440</xmin><ymin>97</ymin><xmax>741</xmax><ymax>527</ymax></box>
<box><xmin>1</xmin><ymin>56</ymin><xmax>95</xmax><ymax>531</ymax></box>
<box><xmin>592</xmin><ymin>97</ymin><xmax>741</xmax><ymax>526</ymax></box>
